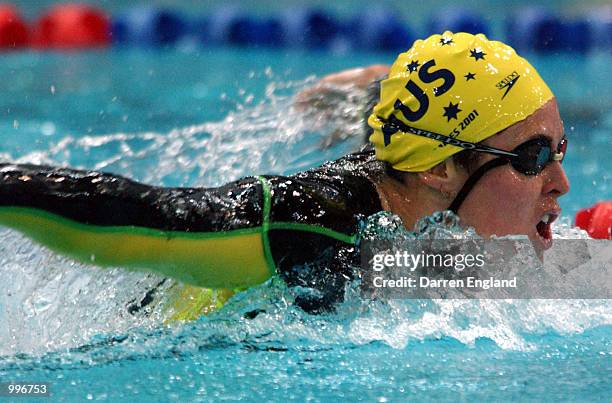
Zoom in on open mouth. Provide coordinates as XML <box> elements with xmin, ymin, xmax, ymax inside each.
<box><xmin>536</xmin><ymin>212</ymin><xmax>558</xmax><ymax>246</ymax></box>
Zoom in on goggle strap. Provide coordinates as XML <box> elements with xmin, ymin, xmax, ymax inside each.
<box><xmin>382</xmin><ymin>115</ymin><xmax>519</xmax><ymax>159</ymax></box>
<box><xmin>448</xmin><ymin>158</ymin><xmax>509</xmax><ymax>214</ymax></box>
<box><xmin>471</xmin><ymin>144</ymin><xmax>518</xmax><ymax>158</ymax></box>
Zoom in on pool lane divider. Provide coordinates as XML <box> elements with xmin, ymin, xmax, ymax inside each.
<box><xmin>32</xmin><ymin>4</ymin><xmax>110</xmax><ymax>49</ymax></box>
<box><xmin>0</xmin><ymin>3</ymin><xmax>609</xmax><ymax>52</ymax></box>
<box><xmin>0</xmin><ymin>4</ymin><xmax>28</xmax><ymax>49</ymax></box>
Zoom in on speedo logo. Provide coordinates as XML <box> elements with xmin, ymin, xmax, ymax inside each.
<box><xmin>496</xmin><ymin>71</ymin><xmax>520</xmax><ymax>99</ymax></box>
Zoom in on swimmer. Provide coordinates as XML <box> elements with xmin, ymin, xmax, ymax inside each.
<box><xmin>0</xmin><ymin>32</ymin><xmax>569</xmax><ymax>314</ymax></box>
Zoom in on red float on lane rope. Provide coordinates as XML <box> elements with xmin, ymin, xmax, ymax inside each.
<box><xmin>575</xmin><ymin>201</ymin><xmax>612</xmax><ymax>239</ymax></box>
<box><xmin>0</xmin><ymin>4</ymin><xmax>28</xmax><ymax>49</ymax></box>
<box><xmin>32</xmin><ymin>3</ymin><xmax>110</xmax><ymax>49</ymax></box>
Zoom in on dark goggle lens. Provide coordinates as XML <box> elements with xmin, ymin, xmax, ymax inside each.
<box><xmin>511</xmin><ymin>138</ymin><xmax>551</xmax><ymax>175</ymax></box>
<box><xmin>510</xmin><ymin>137</ymin><xmax>567</xmax><ymax>175</ymax></box>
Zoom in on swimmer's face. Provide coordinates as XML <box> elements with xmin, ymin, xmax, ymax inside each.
<box><xmin>456</xmin><ymin>98</ymin><xmax>570</xmax><ymax>259</ymax></box>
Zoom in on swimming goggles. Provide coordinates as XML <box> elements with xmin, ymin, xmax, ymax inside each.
<box><xmin>467</xmin><ymin>135</ymin><xmax>567</xmax><ymax>176</ymax></box>
<box><xmin>380</xmin><ymin>115</ymin><xmax>568</xmax><ymax>213</ymax></box>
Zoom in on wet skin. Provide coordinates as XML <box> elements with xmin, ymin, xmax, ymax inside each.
<box><xmin>448</xmin><ymin>98</ymin><xmax>570</xmax><ymax>258</ymax></box>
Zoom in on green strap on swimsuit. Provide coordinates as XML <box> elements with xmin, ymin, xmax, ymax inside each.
<box><xmin>257</xmin><ymin>176</ymin><xmax>277</xmax><ymax>278</ymax></box>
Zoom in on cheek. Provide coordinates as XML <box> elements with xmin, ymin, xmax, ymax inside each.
<box><xmin>458</xmin><ymin>170</ymin><xmax>541</xmax><ymax>237</ymax></box>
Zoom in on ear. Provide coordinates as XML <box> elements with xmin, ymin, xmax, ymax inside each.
<box><xmin>417</xmin><ymin>159</ymin><xmax>468</xmax><ymax>196</ymax></box>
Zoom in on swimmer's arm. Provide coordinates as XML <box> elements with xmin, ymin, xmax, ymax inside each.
<box><xmin>0</xmin><ymin>163</ymin><xmax>272</xmax><ymax>289</ymax></box>
<box><xmin>294</xmin><ymin>64</ymin><xmax>389</xmax><ymax>110</ymax></box>
<box><xmin>294</xmin><ymin>64</ymin><xmax>389</xmax><ymax>148</ymax></box>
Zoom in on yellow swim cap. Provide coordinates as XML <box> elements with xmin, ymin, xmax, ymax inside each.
<box><xmin>368</xmin><ymin>31</ymin><xmax>554</xmax><ymax>172</ymax></box>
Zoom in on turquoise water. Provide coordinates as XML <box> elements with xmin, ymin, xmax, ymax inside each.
<box><xmin>0</xmin><ymin>48</ymin><xmax>611</xmax><ymax>401</ymax></box>
<box><xmin>2</xmin><ymin>323</ymin><xmax>610</xmax><ymax>401</ymax></box>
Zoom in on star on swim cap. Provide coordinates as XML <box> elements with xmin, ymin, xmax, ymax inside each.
<box><xmin>442</xmin><ymin>102</ymin><xmax>461</xmax><ymax>122</ymax></box>
<box><xmin>407</xmin><ymin>60</ymin><xmax>420</xmax><ymax>72</ymax></box>
<box><xmin>368</xmin><ymin>31</ymin><xmax>554</xmax><ymax>172</ymax></box>
<box><xmin>469</xmin><ymin>48</ymin><xmax>486</xmax><ymax>61</ymax></box>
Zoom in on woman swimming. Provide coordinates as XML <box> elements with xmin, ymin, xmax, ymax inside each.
<box><xmin>0</xmin><ymin>32</ymin><xmax>569</xmax><ymax>313</ymax></box>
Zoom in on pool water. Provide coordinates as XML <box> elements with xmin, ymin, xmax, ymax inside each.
<box><xmin>0</xmin><ymin>47</ymin><xmax>610</xmax><ymax>401</ymax></box>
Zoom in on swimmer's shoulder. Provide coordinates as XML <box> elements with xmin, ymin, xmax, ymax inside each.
<box><xmin>285</xmin><ymin>145</ymin><xmax>382</xmax><ymax>221</ymax></box>
<box><xmin>310</xmin><ymin>144</ymin><xmax>382</xmax><ymax>181</ymax></box>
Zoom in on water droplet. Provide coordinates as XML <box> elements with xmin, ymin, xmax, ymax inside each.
<box><xmin>41</xmin><ymin>122</ymin><xmax>56</xmax><ymax>136</ymax></box>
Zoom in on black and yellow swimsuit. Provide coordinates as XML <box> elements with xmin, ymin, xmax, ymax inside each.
<box><xmin>0</xmin><ymin>147</ymin><xmax>383</xmax><ymax>314</ymax></box>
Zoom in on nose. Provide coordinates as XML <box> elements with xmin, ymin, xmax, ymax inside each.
<box><xmin>542</xmin><ymin>161</ymin><xmax>570</xmax><ymax>197</ymax></box>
